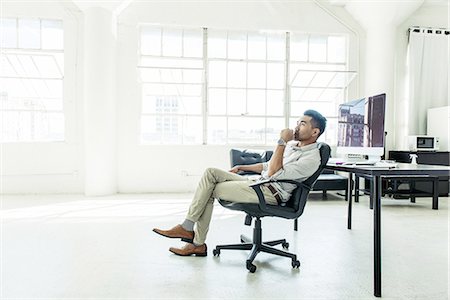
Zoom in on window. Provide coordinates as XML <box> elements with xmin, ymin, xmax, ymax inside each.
<box><xmin>289</xmin><ymin>34</ymin><xmax>353</xmax><ymax>145</ymax></box>
<box><xmin>139</xmin><ymin>26</ymin><xmax>351</xmax><ymax>145</ymax></box>
<box><xmin>207</xmin><ymin>30</ymin><xmax>285</xmax><ymax>145</ymax></box>
<box><xmin>139</xmin><ymin>27</ymin><xmax>203</xmax><ymax>144</ymax></box>
<box><xmin>0</xmin><ymin>18</ymin><xmax>64</xmax><ymax>142</ymax></box>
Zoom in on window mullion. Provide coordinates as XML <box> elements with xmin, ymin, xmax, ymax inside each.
<box><xmin>225</xmin><ymin>31</ymin><xmax>229</xmax><ymax>144</ymax></box>
<box><xmin>202</xmin><ymin>27</ymin><xmax>208</xmax><ymax>145</ymax></box>
<box><xmin>245</xmin><ymin>33</ymin><xmax>248</xmax><ymax>116</ymax></box>
<box><xmin>285</xmin><ymin>32</ymin><xmax>291</xmax><ymax>128</ymax></box>
<box><xmin>264</xmin><ymin>33</ymin><xmax>268</xmax><ymax>145</ymax></box>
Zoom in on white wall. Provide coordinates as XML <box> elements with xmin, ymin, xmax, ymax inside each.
<box><xmin>1</xmin><ymin>2</ymin><xmax>85</xmax><ymax>193</ymax></box>
<box><xmin>394</xmin><ymin>2</ymin><xmax>449</xmax><ymax>150</ymax></box>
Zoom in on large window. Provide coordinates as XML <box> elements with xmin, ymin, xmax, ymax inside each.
<box><xmin>288</xmin><ymin>33</ymin><xmax>354</xmax><ymax>146</ymax></box>
<box><xmin>207</xmin><ymin>30</ymin><xmax>285</xmax><ymax>145</ymax></box>
<box><xmin>139</xmin><ymin>27</ymin><xmax>204</xmax><ymax>144</ymax></box>
<box><xmin>139</xmin><ymin>26</ymin><xmax>352</xmax><ymax>145</ymax></box>
<box><xmin>0</xmin><ymin>18</ymin><xmax>64</xmax><ymax>142</ymax></box>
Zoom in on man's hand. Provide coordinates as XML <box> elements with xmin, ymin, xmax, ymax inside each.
<box><xmin>229</xmin><ymin>166</ymin><xmax>240</xmax><ymax>173</ymax></box>
<box><xmin>230</xmin><ymin>163</ymin><xmax>263</xmax><ymax>174</ymax></box>
<box><xmin>280</xmin><ymin>128</ymin><xmax>294</xmax><ymax>142</ymax></box>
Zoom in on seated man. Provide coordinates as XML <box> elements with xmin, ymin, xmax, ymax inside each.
<box><xmin>153</xmin><ymin>110</ymin><xmax>327</xmax><ymax>256</ymax></box>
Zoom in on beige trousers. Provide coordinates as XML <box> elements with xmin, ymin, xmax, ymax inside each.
<box><xmin>186</xmin><ymin>167</ymin><xmax>278</xmax><ymax>245</ymax></box>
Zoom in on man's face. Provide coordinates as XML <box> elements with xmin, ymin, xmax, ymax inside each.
<box><xmin>294</xmin><ymin>115</ymin><xmax>316</xmax><ymax>141</ymax></box>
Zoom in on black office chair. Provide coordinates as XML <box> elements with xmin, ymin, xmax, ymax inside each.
<box><xmin>229</xmin><ymin>147</ymin><xmax>346</xmax><ymax>232</ymax></box>
<box><xmin>213</xmin><ymin>142</ymin><xmax>331</xmax><ymax>272</ymax></box>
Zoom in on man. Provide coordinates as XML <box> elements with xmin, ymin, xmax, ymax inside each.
<box><xmin>153</xmin><ymin>109</ymin><xmax>327</xmax><ymax>256</ymax></box>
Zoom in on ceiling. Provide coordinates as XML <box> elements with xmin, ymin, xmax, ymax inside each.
<box><xmin>66</xmin><ymin>0</ymin><xmax>447</xmax><ymax>16</ymax></box>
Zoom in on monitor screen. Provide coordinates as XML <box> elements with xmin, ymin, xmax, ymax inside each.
<box><xmin>337</xmin><ymin>93</ymin><xmax>386</xmax><ymax>157</ymax></box>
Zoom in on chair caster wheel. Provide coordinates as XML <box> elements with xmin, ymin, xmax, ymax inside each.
<box><xmin>246</xmin><ymin>261</ymin><xmax>257</xmax><ymax>273</ymax></box>
<box><xmin>213</xmin><ymin>249</ymin><xmax>220</xmax><ymax>256</ymax></box>
<box><xmin>292</xmin><ymin>260</ymin><xmax>300</xmax><ymax>268</ymax></box>
<box><xmin>282</xmin><ymin>242</ymin><xmax>289</xmax><ymax>249</ymax></box>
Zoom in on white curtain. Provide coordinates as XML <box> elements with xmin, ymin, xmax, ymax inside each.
<box><xmin>407</xmin><ymin>28</ymin><xmax>449</xmax><ymax>135</ymax></box>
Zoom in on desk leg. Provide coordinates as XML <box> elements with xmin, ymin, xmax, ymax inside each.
<box><xmin>347</xmin><ymin>172</ymin><xmax>353</xmax><ymax>230</ymax></box>
<box><xmin>432</xmin><ymin>177</ymin><xmax>439</xmax><ymax>210</ymax></box>
<box><xmin>373</xmin><ymin>175</ymin><xmax>382</xmax><ymax>297</ymax></box>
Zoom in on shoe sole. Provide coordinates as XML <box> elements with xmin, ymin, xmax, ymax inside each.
<box><xmin>153</xmin><ymin>229</ymin><xmax>194</xmax><ymax>244</ymax></box>
<box><xmin>169</xmin><ymin>249</ymin><xmax>207</xmax><ymax>257</ymax></box>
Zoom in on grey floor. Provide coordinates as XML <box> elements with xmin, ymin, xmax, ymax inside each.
<box><xmin>0</xmin><ymin>192</ymin><xmax>448</xmax><ymax>299</ymax></box>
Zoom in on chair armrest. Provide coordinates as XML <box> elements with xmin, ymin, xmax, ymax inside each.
<box><xmin>248</xmin><ymin>179</ymin><xmax>310</xmax><ymax>217</ymax></box>
<box><xmin>249</xmin><ymin>178</ymin><xmax>309</xmax><ymax>189</ymax></box>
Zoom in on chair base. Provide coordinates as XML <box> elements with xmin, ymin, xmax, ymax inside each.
<box><xmin>213</xmin><ymin>217</ymin><xmax>301</xmax><ymax>272</ymax></box>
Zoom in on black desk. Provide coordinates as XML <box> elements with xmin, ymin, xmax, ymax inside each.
<box><xmin>325</xmin><ymin>163</ymin><xmax>450</xmax><ymax>297</ymax></box>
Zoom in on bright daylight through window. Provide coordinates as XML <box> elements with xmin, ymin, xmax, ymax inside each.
<box><xmin>139</xmin><ymin>26</ymin><xmax>352</xmax><ymax>145</ymax></box>
<box><xmin>0</xmin><ymin>18</ymin><xmax>64</xmax><ymax>142</ymax></box>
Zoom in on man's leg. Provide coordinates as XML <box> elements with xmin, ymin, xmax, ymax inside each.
<box><xmin>193</xmin><ymin>180</ymin><xmax>278</xmax><ymax>245</ymax></box>
<box><xmin>153</xmin><ymin>168</ymin><xmax>246</xmax><ymax>255</ymax></box>
<box><xmin>186</xmin><ymin>167</ymin><xmax>247</xmax><ymax>225</ymax></box>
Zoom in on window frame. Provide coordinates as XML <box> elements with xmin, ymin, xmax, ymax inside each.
<box><xmin>138</xmin><ymin>26</ymin><xmax>205</xmax><ymax>145</ymax></box>
<box><xmin>138</xmin><ymin>26</ymin><xmax>352</xmax><ymax>146</ymax></box>
<box><xmin>0</xmin><ymin>17</ymin><xmax>65</xmax><ymax>143</ymax></box>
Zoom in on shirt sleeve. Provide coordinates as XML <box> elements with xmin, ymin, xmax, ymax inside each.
<box><xmin>270</xmin><ymin>149</ymin><xmax>321</xmax><ymax>182</ymax></box>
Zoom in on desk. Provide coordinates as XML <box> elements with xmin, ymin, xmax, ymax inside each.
<box><xmin>325</xmin><ymin>163</ymin><xmax>450</xmax><ymax>297</ymax></box>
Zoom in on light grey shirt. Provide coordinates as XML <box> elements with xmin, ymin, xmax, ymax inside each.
<box><xmin>260</xmin><ymin>142</ymin><xmax>321</xmax><ymax>202</ymax></box>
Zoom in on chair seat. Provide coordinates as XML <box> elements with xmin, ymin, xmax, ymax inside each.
<box><xmin>218</xmin><ymin>199</ymin><xmax>296</xmax><ymax>218</ymax></box>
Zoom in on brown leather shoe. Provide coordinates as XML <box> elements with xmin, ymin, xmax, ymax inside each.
<box><xmin>153</xmin><ymin>225</ymin><xmax>194</xmax><ymax>243</ymax></box>
<box><xmin>169</xmin><ymin>243</ymin><xmax>207</xmax><ymax>257</ymax></box>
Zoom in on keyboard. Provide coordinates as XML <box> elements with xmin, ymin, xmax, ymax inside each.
<box><xmin>373</xmin><ymin>161</ymin><xmax>398</xmax><ymax>168</ymax></box>
<box><xmin>328</xmin><ymin>158</ymin><xmax>377</xmax><ymax>165</ymax></box>
<box><xmin>342</xmin><ymin>160</ymin><xmax>377</xmax><ymax>165</ymax></box>
<box><xmin>329</xmin><ymin>160</ymin><xmax>397</xmax><ymax>168</ymax></box>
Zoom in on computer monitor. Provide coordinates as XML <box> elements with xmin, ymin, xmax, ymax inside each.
<box><xmin>336</xmin><ymin>93</ymin><xmax>386</xmax><ymax>160</ymax></box>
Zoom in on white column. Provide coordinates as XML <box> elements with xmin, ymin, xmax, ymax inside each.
<box><xmin>344</xmin><ymin>1</ymin><xmax>423</xmax><ymax>152</ymax></box>
<box><xmin>83</xmin><ymin>7</ymin><xmax>117</xmax><ymax>196</ymax></box>
<box><xmin>364</xmin><ymin>27</ymin><xmax>396</xmax><ymax>152</ymax></box>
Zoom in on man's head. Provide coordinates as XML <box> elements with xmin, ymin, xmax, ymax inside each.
<box><xmin>294</xmin><ymin>110</ymin><xmax>327</xmax><ymax>143</ymax></box>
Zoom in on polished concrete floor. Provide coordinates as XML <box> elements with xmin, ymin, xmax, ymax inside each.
<box><xmin>0</xmin><ymin>192</ymin><xmax>448</xmax><ymax>299</ymax></box>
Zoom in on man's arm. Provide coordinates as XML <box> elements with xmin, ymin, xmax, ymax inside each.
<box><xmin>268</xmin><ymin>128</ymin><xmax>294</xmax><ymax>177</ymax></box>
<box><xmin>229</xmin><ymin>163</ymin><xmax>263</xmax><ymax>174</ymax></box>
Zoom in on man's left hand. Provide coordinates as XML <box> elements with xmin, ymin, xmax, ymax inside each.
<box><xmin>280</xmin><ymin>128</ymin><xmax>294</xmax><ymax>142</ymax></box>
<box><xmin>229</xmin><ymin>166</ymin><xmax>240</xmax><ymax>173</ymax></box>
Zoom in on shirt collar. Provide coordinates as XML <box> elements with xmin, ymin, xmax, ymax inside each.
<box><xmin>290</xmin><ymin>142</ymin><xmax>318</xmax><ymax>151</ymax></box>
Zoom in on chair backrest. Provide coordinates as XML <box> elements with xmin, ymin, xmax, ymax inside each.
<box><xmin>285</xmin><ymin>142</ymin><xmax>331</xmax><ymax>214</ymax></box>
<box><xmin>230</xmin><ymin>149</ymin><xmax>273</xmax><ymax>175</ymax></box>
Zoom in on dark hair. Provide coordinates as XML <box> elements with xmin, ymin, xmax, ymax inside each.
<box><xmin>304</xmin><ymin>109</ymin><xmax>327</xmax><ymax>137</ymax></box>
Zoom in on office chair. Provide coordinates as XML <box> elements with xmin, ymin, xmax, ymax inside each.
<box><xmin>213</xmin><ymin>142</ymin><xmax>331</xmax><ymax>272</ymax></box>
<box><xmin>229</xmin><ymin>147</ymin><xmax>345</xmax><ymax>232</ymax></box>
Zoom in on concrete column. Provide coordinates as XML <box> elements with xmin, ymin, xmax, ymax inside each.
<box><xmin>83</xmin><ymin>7</ymin><xmax>117</xmax><ymax>195</ymax></box>
<box><xmin>344</xmin><ymin>1</ymin><xmax>423</xmax><ymax>152</ymax></box>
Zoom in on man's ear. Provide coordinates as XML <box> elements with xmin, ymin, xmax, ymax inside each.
<box><xmin>312</xmin><ymin>128</ymin><xmax>320</xmax><ymax>137</ymax></box>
